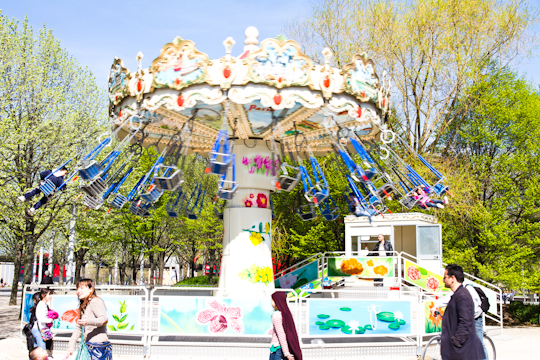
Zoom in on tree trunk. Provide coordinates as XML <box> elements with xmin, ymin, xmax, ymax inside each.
<box><xmin>95</xmin><ymin>263</ymin><xmax>100</xmax><ymax>284</ymax></box>
<box><xmin>119</xmin><ymin>264</ymin><xmax>125</xmax><ymax>285</ymax></box>
<box><xmin>149</xmin><ymin>253</ymin><xmax>155</xmax><ymax>285</ymax></box>
<box><xmin>74</xmin><ymin>249</ymin><xmax>86</xmax><ymax>282</ymax></box>
<box><xmin>158</xmin><ymin>252</ymin><xmax>165</xmax><ymax>286</ymax></box>
<box><xmin>22</xmin><ymin>231</ymin><xmax>37</xmax><ymax>285</ymax></box>
<box><xmin>58</xmin><ymin>263</ymin><xmax>66</xmax><ymax>286</ymax></box>
<box><xmin>9</xmin><ymin>241</ymin><xmax>23</xmax><ymax>306</ymax></box>
<box><xmin>132</xmin><ymin>267</ymin><xmax>138</xmax><ymax>285</ymax></box>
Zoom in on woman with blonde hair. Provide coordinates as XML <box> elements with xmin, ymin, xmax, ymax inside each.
<box><xmin>65</xmin><ymin>278</ymin><xmax>111</xmax><ymax>360</ymax></box>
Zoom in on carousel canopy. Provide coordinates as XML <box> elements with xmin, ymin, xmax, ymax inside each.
<box><xmin>109</xmin><ymin>27</ymin><xmax>391</xmax><ymax>155</ymax></box>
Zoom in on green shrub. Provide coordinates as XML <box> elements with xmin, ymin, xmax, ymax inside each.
<box><xmin>174</xmin><ymin>275</ymin><xmax>219</xmax><ymax>286</ymax></box>
<box><xmin>507</xmin><ymin>303</ymin><xmax>540</xmax><ymax>325</ymax></box>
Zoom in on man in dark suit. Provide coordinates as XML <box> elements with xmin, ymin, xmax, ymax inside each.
<box><xmin>18</xmin><ymin>167</ymin><xmax>68</xmax><ymax>216</ymax></box>
<box><xmin>41</xmin><ymin>270</ymin><xmax>53</xmax><ymax>285</ymax></box>
<box><xmin>441</xmin><ymin>264</ymin><xmax>485</xmax><ymax>360</ymax></box>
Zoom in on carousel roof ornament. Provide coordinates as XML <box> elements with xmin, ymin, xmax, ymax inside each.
<box><xmin>108</xmin><ymin>27</ymin><xmax>391</xmax><ymax>154</ymax></box>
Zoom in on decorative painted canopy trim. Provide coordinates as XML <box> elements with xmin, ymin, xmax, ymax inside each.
<box><xmin>109</xmin><ymin>58</ymin><xmax>131</xmax><ymax>107</ymax></box>
<box><xmin>243</xmin><ymin>38</ymin><xmax>314</xmax><ymax>89</ymax></box>
<box><xmin>150</xmin><ymin>38</ymin><xmax>210</xmax><ymax>91</ymax></box>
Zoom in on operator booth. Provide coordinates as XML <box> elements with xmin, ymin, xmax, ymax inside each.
<box><xmin>344</xmin><ymin>212</ymin><xmax>443</xmax><ymax>273</ymax></box>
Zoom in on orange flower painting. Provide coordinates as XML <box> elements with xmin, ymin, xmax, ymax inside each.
<box><xmin>425</xmin><ymin>301</ymin><xmax>445</xmax><ymax>333</ymax></box>
<box><xmin>61</xmin><ymin>309</ymin><xmax>80</xmax><ymax>324</ymax></box>
<box><xmin>340</xmin><ymin>258</ymin><xmax>364</xmax><ymax>275</ymax></box>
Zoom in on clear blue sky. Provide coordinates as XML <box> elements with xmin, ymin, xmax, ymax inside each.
<box><xmin>1</xmin><ymin>0</ymin><xmax>539</xmax><ymax>87</ymax></box>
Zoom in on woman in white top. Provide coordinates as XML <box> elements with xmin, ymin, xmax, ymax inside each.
<box><xmin>34</xmin><ymin>289</ymin><xmax>55</xmax><ymax>352</ymax></box>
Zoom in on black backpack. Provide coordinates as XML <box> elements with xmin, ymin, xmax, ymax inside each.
<box><xmin>468</xmin><ymin>285</ymin><xmax>490</xmax><ymax>313</ymax></box>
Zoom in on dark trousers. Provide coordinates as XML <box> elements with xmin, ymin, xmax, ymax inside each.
<box><xmin>24</xmin><ymin>188</ymin><xmax>48</xmax><ymax>210</ymax></box>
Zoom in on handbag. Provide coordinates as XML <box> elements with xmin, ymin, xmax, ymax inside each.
<box><xmin>75</xmin><ymin>328</ymin><xmax>91</xmax><ymax>360</ymax></box>
<box><xmin>40</xmin><ymin>326</ymin><xmax>53</xmax><ymax>341</ymax></box>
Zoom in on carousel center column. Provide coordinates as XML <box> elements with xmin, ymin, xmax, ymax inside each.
<box><xmin>217</xmin><ymin>139</ymin><xmax>277</xmax><ymax>298</ymax></box>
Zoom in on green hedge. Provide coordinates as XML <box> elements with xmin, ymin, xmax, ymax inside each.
<box><xmin>174</xmin><ymin>275</ymin><xmax>219</xmax><ymax>286</ymax></box>
<box><xmin>506</xmin><ymin>303</ymin><xmax>540</xmax><ymax>325</ymax></box>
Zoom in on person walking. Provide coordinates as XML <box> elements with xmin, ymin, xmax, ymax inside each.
<box><xmin>431</xmin><ymin>283</ymin><xmax>488</xmax><ymax>359</ymax></box>
<box><xmin>35</xmin><ymin>289</ymin><xmax>55</xmax><ymax>354</ymax></box>
<box><xmin>65</xmin><ymin>279</ymin><xmax>112</xmax><ymax>360</ymax></box>
<box><xmin>270</xmin><ymin>292</ymin><xmax>302</xmax><ymax>360</ymax></box>
<box><xmin>41</xmin><ymin>271</ymin><xmax>54</xmax><ymax>285</ymax></box>
<box><xmin>440</xmin><ymin>264</ymin><xmax>485</xmax><ymax>360</ymax></box>
<box><xmin>25</xmin><ymin>292</ymin><xmax>46</xmax><ymax>351</ymax></box>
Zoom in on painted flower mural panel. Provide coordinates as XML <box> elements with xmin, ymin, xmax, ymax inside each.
<box><xmin>196</xmin><ymin>300</ymin><xmax>244</xmax><ymax>334</ymax></box>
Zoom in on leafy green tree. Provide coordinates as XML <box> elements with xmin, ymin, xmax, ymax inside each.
<box><xmin>440</xmin><ymin>67</ymin><xmax>540</xmax><ymax>291</ymax></box>
<box><xmin>284</xmin><ymin>0</ymin><xmax>536</xmax><ymax>152</ymax></box>
<box><xmin>0</xmin><ymin>14</ymin><xmax>106</xmax><ymax>305</ymax></box>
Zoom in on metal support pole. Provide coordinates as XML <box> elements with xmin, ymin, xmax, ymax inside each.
<box><xmin>66</xmin><ymin>204</ymin><xmax>77</xmax><ymax>285</ymax></box>
<box><xmin>48</xmin><ymin>233</ymin><xmax>54</xmax><ymax>275</ymax></box>
<box><xmin>32</xmin><ymin>252</ymin><xmax>37</xmax><ymax>284</ymax></box>
<box><xmin>114</xmin><ymin>256</ymin><xmax>118</xmax><ymax>285</ymax></box>
<box><xmin>38</xmin><ymin>246</ymin><xmax>43</xmax><ymax>284</ymax></box>
<box><xmin>139</xmin><ymin>252</ymin><xmax>144</xmax><ymax>285</ymax></box>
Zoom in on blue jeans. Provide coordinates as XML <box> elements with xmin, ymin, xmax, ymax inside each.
<box><xmin>475</xmin><ymin>316</ymin><xmax>487</xmax><ymax>360</ymax></box>
<box><xmin>31</xmin><ymin>324</ymin><xmax>46</xmax><ymax>349</ymax></box>
<box><xmin>269</xmin><ymin>348</ymin><xmax>285</xmax><ymax>360</ymax></box>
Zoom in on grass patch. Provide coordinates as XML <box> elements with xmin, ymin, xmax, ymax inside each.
<box><xmin>174</xmin><ymin>275</ymin><xmax>219</xmax><ymax>286</ymax></box>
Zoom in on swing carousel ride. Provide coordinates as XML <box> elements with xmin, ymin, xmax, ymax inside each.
<box><xmin>43</xmin><ymin>27</ymin><xmax>449</xmax><ymax>298</ymax></box>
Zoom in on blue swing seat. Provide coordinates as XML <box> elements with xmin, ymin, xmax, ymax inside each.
<box><xmin>209</xmin><ymin>130</ymin><xmax>233</xmax><ymax>176</ymax></box>
<box><xmin>154</xmin><ymin>166</ymin><xmax>184</xmax><ymax>192</ymax></box>
<box><xmin>129</xmin><ymin>201</ymin><xmax>153</xmax><ymax>217</ymax></box>
<box><xmin>319</xmin><ymin>201</ymin><xmax>340</xmax><ymax>221</ymax></box>
<box><xmin>78</xmin><ymin>161</ymin><xmax>103</xmax><ymax>181</ymax></box>
<box><xmin>308</xmin><ymin>187</ymin><xmax>329</xmax><ymax>204</ymax></box>
<box><xmin>110</xmin><ymin>194</ymin><xmax>129</xmax><ymax>209</ymax></box>
<box><xmin>368</xmin><ymin>195</ymin><xmax>382</xmax><ymax>207</ymax></box>
<box><xmin>80</xmin><ymin>178</ymin><xmax>107</xmax><ymax>198</ymax></box>
<box><xmin>399</xmin><ymin>190</ymin><xmax>419</xmax><ymax>210</ymax></box>
<box><xmin>296</xmin><ymin>204</ymin><xmax>317</xmax><ymax>221</ymax></box>
<box><xmin>217</xmin><ymin>186</ymin><xmax>238</xmax><ymax>200</ymax></box>
<box><xmin>377</xmin><ymin>183</ymin><xmax>399</xmax><ymax>199</ymax></box>
<box><xmin>39</xmin><ymin>179</ymin><xmax>57</xmax><ymax>197</ymax></box>
<box><xmin>216</xmin><ymin>154</ymin><xmax>238</xmax><ymax>200</ymax></box>
<box><xmin>278</xmin><ymin>164</ymin><xmax>301</xmax><ymax>192</ymax></box>
<box><xmin>433</xmin><ymin>182</ymin><xmax>449</xmax><ymax>196</ymax></box>
<box><xmin>83</xmin><ymin>194</ymin><xmax>104</xmax><ymax>210</ymax></box>
<box><xmin>141</xmin><ymin>187</ymin><xmax>164</xmax><ymax>203</ymax></box>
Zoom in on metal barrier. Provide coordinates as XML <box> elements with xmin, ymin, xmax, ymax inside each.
<box><xmin>146</xmin><ymin>287</ymin><xmax>298</xmax><ymax>359</ymax></box>
<box><xmin>20</xmin><ymin>256</ymin><xmax>502</xmax><ymax>359</ymax></box>
<box><xmin>22</xmin><ymin>284</ymin><xmax>149</xmax><ymax>357</ymax></box>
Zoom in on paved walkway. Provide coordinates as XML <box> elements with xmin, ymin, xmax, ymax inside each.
<box><xmin>0</xmin><ymin>294</ymin><xmax>536</xmax><ymax>359</ymax></box>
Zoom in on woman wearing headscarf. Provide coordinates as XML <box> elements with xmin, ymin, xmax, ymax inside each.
<box><xmin>270</xmin><ymin>292</ymin><xmax>302</xmax><ymax>360</ymax></box>
<box><xmin>65</xmin><ymin>278</ymin><xmax>111</xmax><ymax>360</ymax></box>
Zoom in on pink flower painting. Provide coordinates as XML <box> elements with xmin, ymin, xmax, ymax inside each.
<box><xmin>196</xmin><ymin>300</ymin><xmax>244</xmax><ymax>334</ymax></box>
<box><xmin>256</xmin><ymin>193</ymin><xmax>268</xmax><ymax>208</ymax></box>
<box><xmin>242</xmin><ymin>154</ymin><xmax>281</xmax><ymax>177</ymax></box>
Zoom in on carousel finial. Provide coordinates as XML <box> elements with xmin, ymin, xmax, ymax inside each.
<box><xmin>223</xmin><ymin>37</ymin><xmax>236</xmax><ymax>55</ymax></box>
<box><xmin>136</xmin><ymin>52</ymin><xmax>144</xmax><ymax>72</ymax></box>
<box><xmin>244</xmin><ymin>26</ymin><xmax>259</xmax><ymax>52</ymax></box>
<box><xmin>322</xmin><ymin>48</ymin><xmax>333</xmax><ymax>69</ymax></box>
